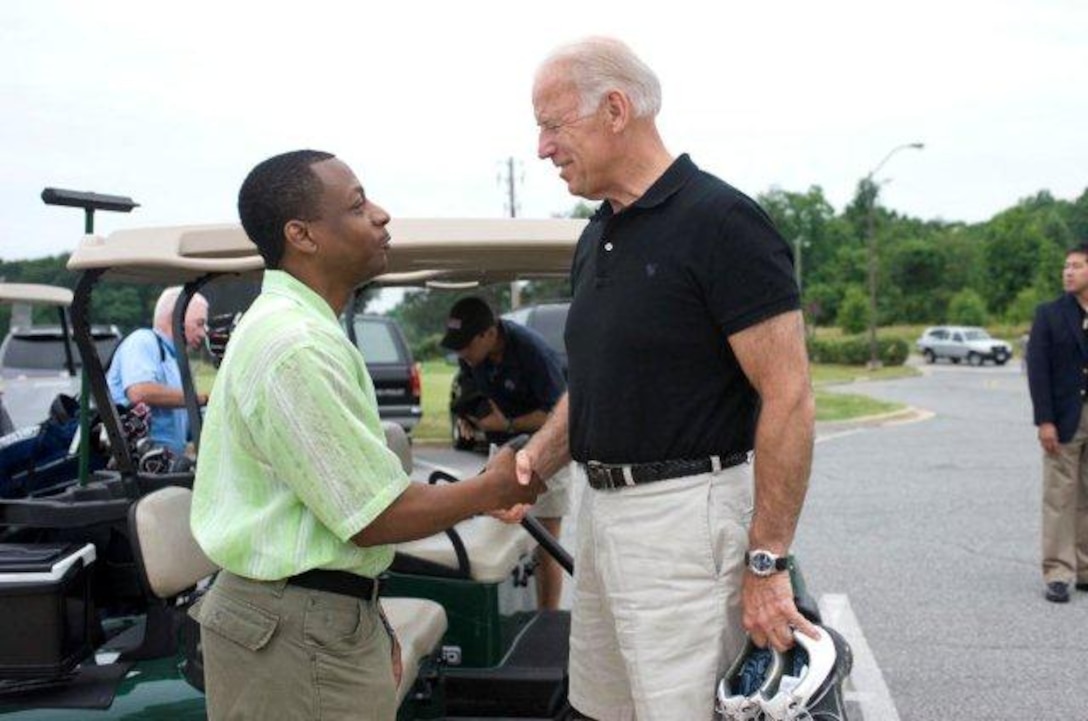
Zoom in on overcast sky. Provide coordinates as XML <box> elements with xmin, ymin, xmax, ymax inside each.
<box><xmin>2</xmin><ymin>0</ymin><xmax>1085</xmax><ymax>268</ymax></box>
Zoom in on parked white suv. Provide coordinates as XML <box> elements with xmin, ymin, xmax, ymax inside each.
<box><xmin>916</xmin><ymin>326</ymin><xmax>1013</xmax><ymax>366</ymax></box>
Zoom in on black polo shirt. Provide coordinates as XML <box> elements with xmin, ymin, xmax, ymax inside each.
<box><xmin>565</xmin><ymin>154</ymin><xmax>799</xmax><ymax>464</ymax></box>
<box><xmin>470</xmin><ymin>320</ymin><xmax>566</xmax><ymax>419</ymax></box>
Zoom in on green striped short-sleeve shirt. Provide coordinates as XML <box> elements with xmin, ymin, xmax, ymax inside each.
<box><xmin>191</xmin><ymin>270</ymin><xmax>410</xmax><ymax>580</ymax></box>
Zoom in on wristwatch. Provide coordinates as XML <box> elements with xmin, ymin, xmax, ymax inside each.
<box><xmin>504</xmin><ymin>418</ymin><xmax>515</xmax><ymax>434</ymax></box>
<box><xmin>744</xmin><ymin>549</ymin><xmax>790</xmax><ymax>577</ymax></box>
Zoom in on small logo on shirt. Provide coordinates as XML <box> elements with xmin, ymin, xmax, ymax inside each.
<box><xmin>645</xmin><ymin>263</ymin><xmax>658</xmax><ymax>278</ymax></box>
<box><xmin>504</xmin><ymin>379</ymin><xmax>516</xmax><ymax>392</ymax></box>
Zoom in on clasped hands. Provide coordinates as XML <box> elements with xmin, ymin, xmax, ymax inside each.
<box><xmin>483</xmin><ymin>446</ymin><xmax>546</xmax><ymax>524</ymax></box>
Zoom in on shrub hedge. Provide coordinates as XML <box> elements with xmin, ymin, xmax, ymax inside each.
<box><xmin>807</xmin><ymin>335</ymin><xmax>909</xmax><ymax>366</ymax></box>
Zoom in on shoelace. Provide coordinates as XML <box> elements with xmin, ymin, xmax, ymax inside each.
<box><xmin>760</xmin><ymin>690</ymin><xmax>846</xmax><ymax>721</ymax></box>
<box><xmin>716</xmin><ymin>693</ymin><xmax>765</xmax><ymax>720</ymax></box>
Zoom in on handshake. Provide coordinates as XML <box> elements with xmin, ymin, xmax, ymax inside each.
<box><xmin>480</xmin><ymin>439</ymin><xmax>549</xmax><ymax>524</ymax></box>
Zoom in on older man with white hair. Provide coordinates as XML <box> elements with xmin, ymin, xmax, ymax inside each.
<box><xmin>107</xmin><ymin>285</ymin><xmax>208</xmax><ymax>454</ymax></box>
<box><xmin>509</xmin><ymin>37</ymin><xmax>819</xmax><ymax>720</ymax></box>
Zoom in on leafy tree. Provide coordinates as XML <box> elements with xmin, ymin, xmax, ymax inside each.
<box><xmin>759</xmin><ymin>186</ymin><xmax>838</xmax><ymax>289</ymax></box>
<box><xmin>800</xmin><ymin>282</ymin><xmax>839</xmax><ymax>327</ymax></box>
<box><xmin>948</xmin><ymin>289</ymin><xmax>988</xmax><ymax>325</ymax></box>
<box><xmin>1</xmin><ymin>254</ymin><xmax>162</xmax><ymax>337</ymax></box>
<box><xmin>1005</xmin><ymin>286</ymin><xmax>1049</xmax><ymax>325</ymax></box>
<box><xmin>982</xmin><ymin>194</ymin><xmax>1073</xmax><ymax>315</ymax></box>
<box><xmin>1069</xmin><ymin>188</ymin><xmax>1088</xmax><ymax>242</ymax></box>
<box><xmin>837</xmin><ymin>286</ymin><xmax>870</xmax><ymax>335</ymax></box>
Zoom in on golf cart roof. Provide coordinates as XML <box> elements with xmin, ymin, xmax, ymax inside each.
<box><xmin>66</xmin><ymin>218</ymin><xmax>585</xmax><ymax>286</ymax></box>
<box><xmin>0</xmin><ymin>283</ymin><xmax>73</xmax><ymax>306</ymax></box>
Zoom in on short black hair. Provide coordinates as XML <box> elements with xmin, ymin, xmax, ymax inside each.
<box><xmin>237</xmin><ymin>150</ymin><xmax>335</xmax><ymax>269</ymax></box>
<box><xmin>1067</xmin><ymin>242</ymin><xmax>1088</xmax><ymax>259</ymax></box>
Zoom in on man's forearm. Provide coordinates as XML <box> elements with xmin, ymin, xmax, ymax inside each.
<box><xmin>523</xmin><ymin>393</ymin><xmax>571</xmax><ymax>480</ymax></box>
<box><xmin>510</xmin><ymin>409</ymin><xmax>549</xmax><ymax>433</ymax></box>
<box><xmin>126</xmin><ymin>382</ymin><xmax>187</xmax><ymax>408</ymax></box>
<box><xmin>353</xmin><ymin>467</ymin><xmax>539</xmax><ymax>546</ymax></box>
<box><xmin>747</xmin><ymin>388</ymin><xmax>815</xmax><ymax>554</ymax></box>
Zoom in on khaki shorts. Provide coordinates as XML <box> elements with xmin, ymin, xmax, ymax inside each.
<box><xmin>568</xmin><ymin>463</ymin><xmax>752</xmax><ymax>721</ymax></box>
<box><xmin>530</xmin><ymin>462</ymin><xmax>573</xmax><ymax>519</ymax></box>
<box><xmin>191</xmin><ymin>571</ymin><xmax>396</xmax><ymax>721</ymax></box>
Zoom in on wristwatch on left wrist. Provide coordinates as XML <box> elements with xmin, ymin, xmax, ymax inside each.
<box><xmin>504</xmin><ymin>418</ymin><xmax>515</xmax><ymax>434</ymax></box>
<box><xmin>744</xmin><ymin>549</ymin><xmax>790</xmax><ymax>577</ymax></box>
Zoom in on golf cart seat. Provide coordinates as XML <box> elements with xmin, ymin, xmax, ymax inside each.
<box><xmin>382</xmin><ymin>421</ymin><xmax>413</xmax><ymax>474</ymax></box>
<box><xmin>129</xmin><ymin>486</ymin><xmax>217</xmax><ymax>600</ymax></box>
<box><xmin>382</xmin><ymin>597</ymin><xmax>448</xmax><ymax>705</ymax></box>
<box><xmin>396</xmin><ymin>516</ymin><xmax>536</xmax><ymax>583</ymax></box>
<box><xmin>380</xmin><ymin>423</ymin><xmax>536</xmax><ymax>583</ymax></box>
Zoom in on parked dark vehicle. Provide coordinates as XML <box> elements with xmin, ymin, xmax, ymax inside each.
<box><xmin>345</xmin><ymin>314</ymin><xmax>422</xmax><ymax>433</ymax></box>
<box><xmin>502</xmin><ymin>302</ymin><xmax>570</xmax><ymax>372</ymax></box>
<box><xmin>450</xmin><ymin>301</ymin><xmax>569</xmax><ymax>451</ymax></box>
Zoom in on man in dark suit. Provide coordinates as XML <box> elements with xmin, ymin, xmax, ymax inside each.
<box><xmin>1027</xmin><ymin>242</ymin><xmax>1088</xmax><ymax>603</ymax></box>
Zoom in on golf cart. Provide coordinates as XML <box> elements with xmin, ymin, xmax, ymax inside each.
<box><xmin>0</xmin><ymin>284</ymin><xmax>121</xmax><ymax>432</ymax></box>
<box><xmin>0</xmin><ymin>284</ymin><xmax>122</xmax><ymax>499</ymax></box>
<box><xmin>0</xmin><ymin>218</ymin><xmax>585</xmax><ymax>720</ymax></box>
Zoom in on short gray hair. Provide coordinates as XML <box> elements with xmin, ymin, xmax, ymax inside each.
<box><xmin>540</xmin><ymin>37</ymin><xmax>662</xmax><ymax>118</ymax></box>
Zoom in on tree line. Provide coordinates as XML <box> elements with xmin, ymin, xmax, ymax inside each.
<box><xmin>761</xmin><ymin>182</ymin><xmax>1088</xmax><ymax>333</ymax></box>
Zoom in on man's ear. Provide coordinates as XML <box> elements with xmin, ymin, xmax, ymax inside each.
<box><xmin>604</xmin><ymin>89</ymin><xmax>631</xmax><ymax>133</ymax></box>
<box><xmin>283</xmin><ymin>219</ymin><xmax>318</xmax><ymax>256</ymax></box>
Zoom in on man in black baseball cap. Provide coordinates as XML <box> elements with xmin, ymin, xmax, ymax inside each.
<box><xmin>440</xmin><ymin>296</ymin><xmax>571</xmax><ymax>610</ymax></box>
<box><xmin>440</xmin><ymin>297</ymin><xmax>495</xmax><ymax>352</ymax></box>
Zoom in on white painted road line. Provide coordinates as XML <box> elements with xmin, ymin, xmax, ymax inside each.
<box><xmin>819</xmin><ymin>593</ymin><xmax>901</xmax><ymax>721</ymax></box>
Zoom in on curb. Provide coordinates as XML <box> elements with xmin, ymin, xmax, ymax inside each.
<box><xmin>817</xmin><ymin>406</ymin><xmax>933</xmax><ymax>432</ymax></box>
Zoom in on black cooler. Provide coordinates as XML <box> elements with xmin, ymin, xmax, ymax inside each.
<box><xmin>0</xmin><ymin>543</ymin><xmax>97</xmax><ymax>680</ymax></box>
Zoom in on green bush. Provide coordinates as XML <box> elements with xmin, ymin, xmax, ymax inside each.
<box><xmin>412</xmin><ymin>333</ymin><xmax>446</xmax><ymax>361</ymax></box>
<box><xmin>808</xmin><ymin>335</ymin><xmax>909</xmax><ymax>366</ymax></box>
<box><xmin>836</xmin><ymin>286</ymin><xmax>870</xmax><ymax>335</ymax></box>
<box><xmin>1004</xmin><ymin>286</ymin><xmax>1048</xmax><ymax>325</ymax></box>
<box><xmin>948</xmin><ymin>289</ymin><xmax>988</xmax><ymax>326</ymax></box>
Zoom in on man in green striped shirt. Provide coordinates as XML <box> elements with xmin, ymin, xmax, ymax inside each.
<box><xmin>190</xmin><ymin>150</ymin><xmax>544</xmax><ymax>721</ymax></box>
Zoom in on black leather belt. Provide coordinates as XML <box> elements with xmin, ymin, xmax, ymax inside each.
<box><xmin>583</xmin><ymin>452</ymin><xmax>751</xmax><ymax>491</ymax></box>
<box><xmin>287</xmin><ymin>568</ymin><xmax>379</xmax><ymax>601</ymax></box>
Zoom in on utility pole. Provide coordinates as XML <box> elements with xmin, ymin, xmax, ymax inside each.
<box><xmin>500</xmin><ymin>156</ymin><xmax>522</xmax><ymax>308</ymax></box>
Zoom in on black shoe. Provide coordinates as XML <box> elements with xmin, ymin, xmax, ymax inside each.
<box><xmin>1076</xmin><ymin>582</ymin><xmax>1088</xmax><ymax>592</ymax></box>
<box><xmin>1045</xmin><ymin>581</ymin><xmax>1070</xmax><ymax>603</ymax></box>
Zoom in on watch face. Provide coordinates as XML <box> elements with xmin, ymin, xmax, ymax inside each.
<box><xmin>751</xmin><ymin>552</ymin><xmax>775</xmax><ymax>574</ymax></box>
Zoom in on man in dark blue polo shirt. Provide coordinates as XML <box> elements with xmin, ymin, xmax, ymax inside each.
<box><xmin>510</xmin><ymin>37</ymin><xmax>820</xmax><ymax>720</ymax></box>
<box><xmin>441</xmin><ymin>296</ymin><xmax>571</xmax><ymax>610</ymax></box>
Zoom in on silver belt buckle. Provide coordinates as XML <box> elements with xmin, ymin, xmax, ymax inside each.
<box><xmin>586</xmin><ymin>461</ymin><xmax>614</xmax><ymax>489</ymax></box>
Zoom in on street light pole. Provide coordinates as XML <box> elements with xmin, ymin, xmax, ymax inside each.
<box><xmin>865</xmin><ymin>142</ymin><xmax>924</xmax><ymax>370</ymax></box>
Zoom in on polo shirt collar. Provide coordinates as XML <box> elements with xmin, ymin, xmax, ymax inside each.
<box><xmin>151</xmin><ymin>329</ymin><xmax>178</xmax><ymax>358</ymax></box>
<box><xmin>262</xmin><ymin>270</ymin><xmax>340</xmax><ymax>325</ymax></box>
<box><xmin>593</xmin><ymin>153</ymin><xmax>698</xmax><ymax>221</ymax></box>
<box><xmin>634</xmin><ymin>153</ymin><xmax>697</xmax><ymax>209</ymax></box>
